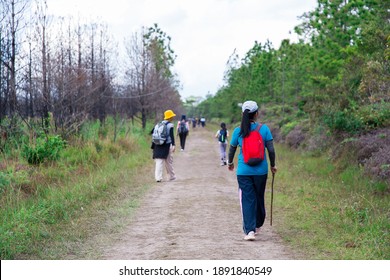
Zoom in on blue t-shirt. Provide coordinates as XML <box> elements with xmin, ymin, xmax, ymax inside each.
<box><xmin>230</xmin><ymin>122</ymin><xmax>273</xmax><ymax>176</ymax></box>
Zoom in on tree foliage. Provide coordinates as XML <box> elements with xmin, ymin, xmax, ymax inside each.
<box><xmin>200</xmin><ymin>0</ymin><xmax>389</xmax><ymax>134</ymax></box>
<box><xmin>122</xmin><ymin>24</ymin><xmax>181</xmax><ymax>129</ymax></box>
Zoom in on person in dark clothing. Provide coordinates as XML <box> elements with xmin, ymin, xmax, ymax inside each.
<box><xmin>215</xmin><ymin>122</ymin><xmax>229</xmax><ymax>166</ymax></box>
<box><xmin>227</xmin><ymin>100</ymin><xmax>277</xmax><ymax>241</ymax></box>
<box><xmin>192</xmin><ymin>117</ymin><xmax>197</xmax><ymax>128</ymax></box>
<box><xmin>177</xmin><ymin>114</ymin><xmax>189</xmax><ymax>151</ymax></box>
<box><xmin>151</xmin><ymin>109</ymin><xmax>176</xmax><ymax>182</ymax></box>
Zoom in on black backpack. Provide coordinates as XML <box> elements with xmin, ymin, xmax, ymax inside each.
<box><xmin>178</xmin><ymin>120</ymin><xmax>188</xmax><ymax>134</ymax></box>
<box><xmin>218</xmin><ymin>129</ymin><xmax>227</xmax><ymax>143</ymax></box>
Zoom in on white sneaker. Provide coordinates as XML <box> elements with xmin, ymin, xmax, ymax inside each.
<box><xmin>244</xmin><ymin>231</ymin><xmax>255</xmax><ymax>241</ymax></box>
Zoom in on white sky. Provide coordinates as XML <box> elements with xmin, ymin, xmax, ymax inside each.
<box><xmin>46</xmin><ymin>0</ymin><xmax>317</xmax><ymax>99</ymax></box>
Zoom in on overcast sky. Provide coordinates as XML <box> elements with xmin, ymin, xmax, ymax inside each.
<box><xmin>46</xmin><ymin>0</ymin><xmax>317</xmax><ymax>99</ymax></box>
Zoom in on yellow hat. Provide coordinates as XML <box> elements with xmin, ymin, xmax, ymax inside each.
<box><xmin>164</xmin><ymin>110</ymin><xmax>176</xmax><ymax>120</ymax></box>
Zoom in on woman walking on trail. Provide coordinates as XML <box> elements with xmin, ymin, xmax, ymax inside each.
<box><xmin>215</xmin><ymin>122</ymin><xmax>229</xmax><ymax>166</ymax></box>
<box><xmin>177</xmin><ymin>115</ymin><xmax>190</xmax><ymax>151</ymax></box>
<box><xmin>192</xmin><ymin>117</ymin><xmax>197</xmax><ymax>128</ymax></box>
<box><xmin>151</xmin><ymin>109</ymin><xmax>177</xmax><ymax>182</ymax></box>
<box><xmin>227</xmin><ymin>100</ymin><xmax>277</xmax><ymax>241</ymax></box>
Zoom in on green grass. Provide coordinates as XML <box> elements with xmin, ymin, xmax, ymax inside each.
<box><xmin>2</xmin><ymin>118</ymin><xmax>388</xmax><ymax>259</ymax></box>
<box><xmin>273</xmin><ymin>144</ymin><xmax>389</xmax><ymax>259</ymax></box>
<box><xmin>0</xmin><ymin>119</ymin><xmax>153</xmax><ymax>259</ymax></box>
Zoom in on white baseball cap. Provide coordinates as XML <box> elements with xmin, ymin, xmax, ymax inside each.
<box><xmin>241</xmin><ymin>100</ymin><xmax>258</xmax><ymax>113</ymax></box>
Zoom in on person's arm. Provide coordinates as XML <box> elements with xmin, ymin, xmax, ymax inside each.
<box><xmin>151</xmin><ymin>127</ymin><xmax>155</xmax><ymax>149</ymax></box>
<box><xmin>170</xmin><ymin>127</ymin><xmax>175</xmax><ymax>147</ymax></box>
<box><xmin>265</xmin><ymin>140</ymin><xmax>277</xmax><ymax>173</ymax></box>
<box><xmin>227</xmin><ymin>145</ymin><xmax>237</xmax><ymax>171</ymax></box>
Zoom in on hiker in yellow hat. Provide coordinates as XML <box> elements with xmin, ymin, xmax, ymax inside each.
<box><xmin>164</xmin><ymin>110</ymin><xmax>176</xmax><ymax>120</ymax></box>
<box><xmin>151</xmin><ymin>109</ymin><xmax>177</xmax><ymax>182</ymax></box>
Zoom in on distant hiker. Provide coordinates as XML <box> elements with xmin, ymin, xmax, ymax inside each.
<box><xmin>200</xmin><ymin>117</ymin><xmax>206</xmax><ymax>127</ymax></box>
<box><xmin>177</xmin><ymin>115</ymin><xmax>190</xmax><ymax>151</ymax></box>
<box><xmin>215</xmin><ymin>122</ymin><xmax>229</xmax><ymax>166</ymax></box>
<box><xmin>227</xmin><ymin>100</ymin><xmax>277</xmax><ymax>241</ymax></box>
<box><xmin>151</xmin><ymin>109</ymin><xmax>177</xmax><ymax>182</ymax></box>
<box><xmin>192</xmin><ymin>117</ymin><xmax>197</xmax><ymax>128</ymax></box>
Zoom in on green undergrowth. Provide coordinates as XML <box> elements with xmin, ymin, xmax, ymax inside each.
<box><xmin>273</xmin><ymin>144</ymin><xmax>389</xmax><ymax>259</ymax></box>
<box><xmin>0</xmin><ymin>118</ymin><xmax>153</xmax><ymax>259</ymax></box>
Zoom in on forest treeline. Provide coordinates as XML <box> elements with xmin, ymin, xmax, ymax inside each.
<box><xmin>194</xmin><ymin>0</ymin><xmax>389</xmax><ymax>183</ymax></box>
<box><xmin>0</xmin><ymin>0</ymin><xmax>182</xmax><ymax>136</ymax></box>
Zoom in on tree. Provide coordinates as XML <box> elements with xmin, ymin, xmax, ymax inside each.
<box><xmin>1</xmin><ymin>2</ymin><xmax>184</xmax><ymax>139</ymax></box>
<box><xmin>35</xmin><ymin>0</ymin><xmax>51</xmax><ymax>126</ymax></box>
<box><xmin>0</xmin><ymin>0</ymin><xmax>29</xmax><ymax>118</ymax></box>
<box><xmin>143</xmin><ymin>23</ymin><xmax>176</xmax><ymax>79</ymax></box>
<box><xmin>124</xmin><ymin>24</ymin><xmax>181</xmax><ymax>129</ymax></box>
<box><xmin>199</xmin><ymin>0</ymin><xmax>389</xmax><ymax>135</ymax></box>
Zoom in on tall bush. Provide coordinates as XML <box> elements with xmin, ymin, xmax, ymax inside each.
<box><xmin>23</xmin><ymin>135</ymin><xmax>65</xmax><ymax>165</ymax></box>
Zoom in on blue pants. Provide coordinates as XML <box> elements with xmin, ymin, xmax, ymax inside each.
<box><xmin>237</xmin><ymin>174</ymin><xmax>267</xmax><ymax>234</ymax></box>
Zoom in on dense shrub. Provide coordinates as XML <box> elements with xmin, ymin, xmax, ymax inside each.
<box><xmin>323</xmin><ymin>102</ymin><xmax>389</xmax><ymax>134</ymax></box>
<box><xmin>323</xmin><ymin>110</ymin><xmax>364</xmax><ymax>134</ymax></box>
<box><xmin>23</xmin><ymin>135</ymin><xmax>66</xmax><ymax>165</ymax></box>
<box><xmin>354</xmin><ymin>102</ymin><xmax>390</xmax><ymax>130</ymax></box>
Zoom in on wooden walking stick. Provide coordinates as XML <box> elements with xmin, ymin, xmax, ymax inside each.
<box><xmin>270</xmin><ymin>172</ymin><xmax>275</xmax><ymax>226</ymax></box>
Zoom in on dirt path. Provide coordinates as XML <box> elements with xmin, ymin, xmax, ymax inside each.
<box><xmin>102</xmin><ymin>127</ymin><xmax>297</xmax><ymax>260</ymax></box>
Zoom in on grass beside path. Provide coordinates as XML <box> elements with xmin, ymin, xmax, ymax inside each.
<box><xmin>273</xmin><ymin>144</ymin><xmax>389</xmax><ymax>259</ymax></box>
<box><xmin>0</xmin><ymin>128</ymin><xmax>154</xmax><ymax>259</ymax></box>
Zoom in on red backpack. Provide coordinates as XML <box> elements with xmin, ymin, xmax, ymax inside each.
<box><xmin>242</xmin><ymin>124</ymin><xmax>264</xmax><ymax>166</ymax></box>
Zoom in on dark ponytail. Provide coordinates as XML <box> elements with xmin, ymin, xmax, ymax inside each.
<box><xmin>240</xmin><ymin>109</ymin><xmax>257</xmax><ymax>138</ymax></box>
<box><xmin>220</xmin><ymin>122</ymin><xmax>226</xmax><ymax>132</ymax></box>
